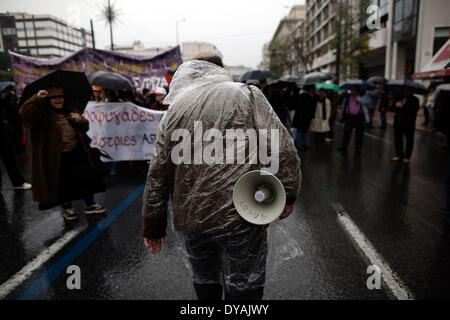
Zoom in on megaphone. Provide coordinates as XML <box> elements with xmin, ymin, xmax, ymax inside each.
<box><xmin>232</xmin><ymin>170</ymin><xmax>286</xmax><ymax>225</ymax></box>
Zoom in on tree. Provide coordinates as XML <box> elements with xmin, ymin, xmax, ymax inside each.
<box><xmin>332</xmin><ymin>0</ymin><xmax>372</xmax><ymax>82</ymax></box>
<box><xmin>268</xmin><ymin>38</ymin><xmax>292</xmax><ymax>77</ymax></box>
<box><xmin>100</xmin><ymin>0</ymin><xmax>121</xmax><ymax>50</ymax></box>
<box><xmin>268</xmin><ymin>22</ymin><xmax>310</xmax><ymax>76</ymax></box>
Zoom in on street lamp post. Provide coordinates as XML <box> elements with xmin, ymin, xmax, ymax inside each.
<box><xmin>176</xmin><ymin>19</ymin><xmax>187</xmax><ymax>46</ymax></box>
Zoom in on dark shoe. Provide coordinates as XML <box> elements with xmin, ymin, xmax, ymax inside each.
<box><xmin>337</xmin><ymin>147</ymin><xmax>347</xmax><ymax>152</ymax></box>
<box><xmin>85</xmin><ymin>203</ymin><xmax>107</xmax><ymax>215</ymax></box>
<box><xmin>62</xmin><ymin>208</ymin><xmax>78</xmax><ymax>221</ymax></box>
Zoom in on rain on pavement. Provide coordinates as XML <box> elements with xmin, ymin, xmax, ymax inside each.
<box><xmin>1</xmin><ymin>116</ymin><xmax>449</xmax><ymax>300</ymax></box>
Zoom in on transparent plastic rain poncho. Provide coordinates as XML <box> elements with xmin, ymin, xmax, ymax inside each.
<box><xmin>142</xmin><ymin>60</ymin><xmax>303</xmax><ymax>294</ymax></box>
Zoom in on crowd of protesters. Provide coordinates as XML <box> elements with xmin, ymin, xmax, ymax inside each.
<box><xmin>1</xmin><ymin>65</ymin><xmax>449</xmax><ymax>224</ymax></box>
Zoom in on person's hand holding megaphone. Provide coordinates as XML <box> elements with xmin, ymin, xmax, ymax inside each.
<box><xmin>279</xmin><ymin>204</ymin><xmax>293</xmax><ymax>220</ymax></box>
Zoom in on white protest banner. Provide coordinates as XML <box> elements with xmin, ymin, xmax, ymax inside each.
<box><xmin>82</xmin><ymin>101</ymin><xmax>165</xmax><ymax>161</ymax></box>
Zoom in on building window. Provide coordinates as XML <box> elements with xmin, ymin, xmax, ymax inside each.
<box><xmin>433</xmin><ymin>26</ymin><xmax>450</xmax><ymax>55</ymax></box>
<box><xmin>393</xmin><ymin>0</ymin><xmax>419</xmax><ymax>41</ymax></box>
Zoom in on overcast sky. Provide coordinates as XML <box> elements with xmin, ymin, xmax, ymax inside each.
<box><xmin>0</xmin><ymin>0</ymin><xmax>305</xmax><ymax>68</ymax></box>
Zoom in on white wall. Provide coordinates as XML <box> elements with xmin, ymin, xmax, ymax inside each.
<box><xmin>415</xmin><ymin>0</ymin><xmax>450</xmax><ymax>72</ymax></box>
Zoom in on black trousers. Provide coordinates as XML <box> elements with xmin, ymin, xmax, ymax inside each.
<box><xmin>341</xmin><ymin>115</ymin><xmax>365</xmax><ymax>153</ymax></box>
<box><xmin>394</xmin><ymin>125</ymin><xmax>415</xmax><ymax>159</ymax></box>
<box><xmin>0</xmin><ymin>128</ymin><xmax>25</xmax><ymax>188</ymax></box>
<box><xmin>312</xmin><ymin>132</ymin><xmax>326</xmax><ymax>149</ymax></box>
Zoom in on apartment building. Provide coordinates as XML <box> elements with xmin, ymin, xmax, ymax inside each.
<box><xmin>304</xmin><ymin>0</ymin><xmax>338</xmax><ymax>74</ymax></box>
<box><xmin>302</xmin><ymin>0</ymin><xmax>450</xmax><ymax>81</ymax></box>
<box><xmin>267</xmin><ymin>5</ymin><xmax>306</xmax><ymax>75</ymax></box>
<box><xmin>10</xmin><ymin>12</ymin><xmax>94</xmax><ymax>58</ymax></box>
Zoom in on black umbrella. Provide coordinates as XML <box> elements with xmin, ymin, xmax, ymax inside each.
<box><xmin>385</xmin><ymin>79</ymin><xmax>427</xmax><ymax>95</ymax></box>
<box><xmin>340</xmin><ymin>79</ymin><xmax>377</xmax><ymax>92</ymax></box>
<box><xmin>239</xmin><ymin>70</ymin><xmax>276</xmax><ymax>81</ymax></box>
<box><xmin>300</xmin><ymin>72</ymin><xmax>335</xmax><ymax>85</ymax></box>
<box><xmin>279</xmin><ymin>75</ymin><xmax>303</xmax><ymax>84</ymax></box>
<box><xmin>18</xmin><ymin>70</ymin><xmax>92</xmax><ymax>112</ymax></box>
<box><xmin>367</xmin><ymin>76</ymin><xmax>387</xmax><ymax>84</ymax></box>
<box><xmin>87</xmin><ymin>71</ymin><xmax>134</xmax><ymax>91</ymax></box>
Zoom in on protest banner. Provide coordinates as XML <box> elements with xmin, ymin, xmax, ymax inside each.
<box><xmin>83</xmin><ymin>101</ymin><xmax>165</xmax><ymax>161</ymax></box>
<box><xmin>9</xmin><ymin>46</ymin><xmax>182</xmax><ymax>96</ymax></box>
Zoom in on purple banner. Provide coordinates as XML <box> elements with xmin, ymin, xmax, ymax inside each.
<box><xmin>9</xmin><ymin>46</ymin><xmax>182</xmax><ymax>97</ymax></box>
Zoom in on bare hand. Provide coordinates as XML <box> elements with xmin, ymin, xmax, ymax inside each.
<box><xmin>395</xmin><ymin>101</ymin><xmax>403</xmax><ymax>108</ymax></box>
<box><xmin>144</xmin><ymin>237</ymin><xmax>166</xmax><ymax>254</ymax></box>
<box><xmin>37</xmin><ymin>90</ymin><xmax>48</xmax><ymax>99</ymax></box>
<box><xmin>69</xmin><ymin>113</ymin><xmax>82</xmax><ymax>122</ymax></box>
<box><xmin>279</xmin><ymin>204</ymin><xmax>294</xmax><ymax>220</ymax></box>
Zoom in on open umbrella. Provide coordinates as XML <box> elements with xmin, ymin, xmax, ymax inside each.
<box><xmin>87</xmin><ymin>71</ymin><xmax>134</xmax><ymax>91</ymax></box>
<box><xmin>18</xmin><ymin>70</ymin><xmax>92</xmax><ymax>112</ymax></box>
<box><xmin>239</xmin><ymin>70</ymin><xmax>276</xmax><ymax>81</ymax></box>
<box><xmin>0</xmin><ymin>81</ymin><xmax>15</xmax><ymax>91</ymax></box>
<box><xmin>300</xmin><ymin>72</ymin><xmax>335</xmax><ymax>85</ymax></box>
<box><xmin>385</xmin><ymin>79</ymin><xmax>427</xmax><ymax>95</ymax></box>
<box><xmin>279</xmin><ymin>75</ymin><xmax>303</xmax><ymax>84</ymax></box>
<box><xmin>367</xmin><ymin>76</ymin><xmax>387</xmax><ymax>84</ymax></box>
<box><xmin>316</xmin><ymin>83</ymin><xmax>341</xmax><ymax>92</ymax></box>
<box><xmin>340</xmin><ymin>79</ymin><xmax>376</xmax><ymax>92</ymax></box>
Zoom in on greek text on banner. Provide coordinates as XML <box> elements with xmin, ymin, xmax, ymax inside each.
<box><xmin>83</xmin><ymin>101</ymin><xmax>165</xmax><ymax>161</ymax></box>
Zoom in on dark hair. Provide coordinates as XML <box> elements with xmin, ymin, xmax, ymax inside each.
<box><xmin>195</xmin><ymin>55</ymin><xmax>224</xmax><ymax>68</ymax></box>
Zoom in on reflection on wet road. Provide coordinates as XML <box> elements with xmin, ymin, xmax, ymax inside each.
<box><xmin>0</xmin><ymin>123</ymin><xmax>449</xmax><ymax>300</ymax></box>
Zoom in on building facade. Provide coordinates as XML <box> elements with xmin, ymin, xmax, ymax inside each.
<box><xmin>10</xmin><ymin>12</ymin><xmax>94</xmax><ymax>58</ymax></box>
<box><xmin>300</xmin><ymin>0</ymin><xmax>450</xmax><ymax>81</ymax></box>
<box><xmin>305</xmin><ymin>0</ymin><xmax>338</xmax><ymax>74</ymax></box>
<box><xmin>0</xmin><ymin>13</ymin><xmax>19</xmax><ymax>53</ymax></box>
<box><xmin>268</xmin><ymin>5</ymin><xmax>306</xmax><ymax>76</ymax></box>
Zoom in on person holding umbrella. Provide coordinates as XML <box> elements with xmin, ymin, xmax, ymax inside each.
<box><xmin>390</xmin><ymin>86</ymin><xmax>420</xmax><ymax>164</ymax></box>
<box><xmin>292</xmin><ymin>84</ymin><xmax>317</xmax><ymax>150</ymax></box>
<box><xmin>309</xmin><ymin>88</ymin><xmax>331</xmax><ymax>150</ymax></box>
<box><xmin>19</xmin><ymin>71</ymin><xmax>107</xmax><ymax>221</ymax></box>
<box><xmin>338</xmin><ymin>84</ymin><xmax>368</xmax><ymax>157</ymax></box>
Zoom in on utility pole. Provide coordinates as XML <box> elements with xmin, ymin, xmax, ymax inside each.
<box><xmin>176</xmin><ymin>18</ymin><xmax>186</xmax><ymax>46</ymax></box>
<box><xmin>90</xmin><ymin>19</ymin><xmax>96</xmax><ymax>49</ymax></box>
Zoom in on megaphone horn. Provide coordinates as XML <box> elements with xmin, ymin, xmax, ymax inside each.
<box><xmin>232</xmin><ymin>170</ymin><xmax>286</xmax><ymax>225</ymax></box>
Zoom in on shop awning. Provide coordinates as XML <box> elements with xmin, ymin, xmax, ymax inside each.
<box><xmin>413</xmin><ymin>39</ymin><xmax>450</xmax><ymax>80</ymax></box>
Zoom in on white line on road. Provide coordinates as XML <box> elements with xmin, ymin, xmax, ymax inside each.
<box><xmin>0</xmin><ymin>227</ymin><xmax>83</xmax><ymax>300</ymax></box>
<box><xmin>331</xmin><ymin>203</ymin><xmax>415</xmax><ymax>300</ymax></box>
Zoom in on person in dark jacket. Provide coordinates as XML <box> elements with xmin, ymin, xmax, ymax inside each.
<box><xmin>390</xmin><ymin>86</ymin><xmax>420</xmax><ymax>164</ymax></box>
<box><xmin>19</xmin><ymin>87</ymin><xmax>107</xmax><ymax>221</ymax></box>
<box><xmin>338</xmin><ymin>85</ymin><xmax>366</xmax><ymax>156</ymax></box>
<box><xmin>432</xmin><ymin>87</ymin><xmax>450</xmax><ymax>218</ymax></box>
<box><xmin>292</xmin><ymin>85</ymin><xmax>316</xmax><ymax>150</ymax></box>
<box><xmin>0</xmin><ymin>85</ymin><xmax>31</xmax><ymax>192</ymax></box>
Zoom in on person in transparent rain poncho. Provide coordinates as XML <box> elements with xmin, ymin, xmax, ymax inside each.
<box><xmin>141</xmin><ymin>52</ymin><xmax>301</xmax><ymax>300</ymax></box>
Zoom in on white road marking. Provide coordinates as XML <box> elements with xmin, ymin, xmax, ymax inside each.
<box><xmin>331</xmin><ymin>203</ymin><xmax>415</xmax><ymax>300</ymax></box>
<box><xmin>364</xmin><ymin>132</ymin><xmax>393</xmax><ymax>144</ymax></box>
<box><xmin>0</xmin><ymin>227</ymin><xmax>83</xmax><ymax>300</ymax></box>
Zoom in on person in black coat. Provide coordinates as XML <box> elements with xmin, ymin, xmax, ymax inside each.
<box><xmin>390</xmin><ymin>86</ymin><xmax>420</xmax><ymax>164</ymax></box>
<box><xmin>292</xmin><ymin>85</ymin><xmax>316</xmax><ymax>150</ymax></box>
<box><xmin>433</xmin><ymin>87</ymin><xmax>450</xmax><ymax>218</ymax></box>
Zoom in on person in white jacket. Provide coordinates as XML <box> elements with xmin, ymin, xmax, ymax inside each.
<box><xmin>309</xmin><ymin>88</ymin><xmax>331</xmax><ymax>150</ymax></box>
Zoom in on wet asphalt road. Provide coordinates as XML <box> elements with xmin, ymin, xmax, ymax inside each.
<box><xmin>0</xmin><ymin>120</ymin><xmax>449</xmax><ymax>300</ymax></box>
